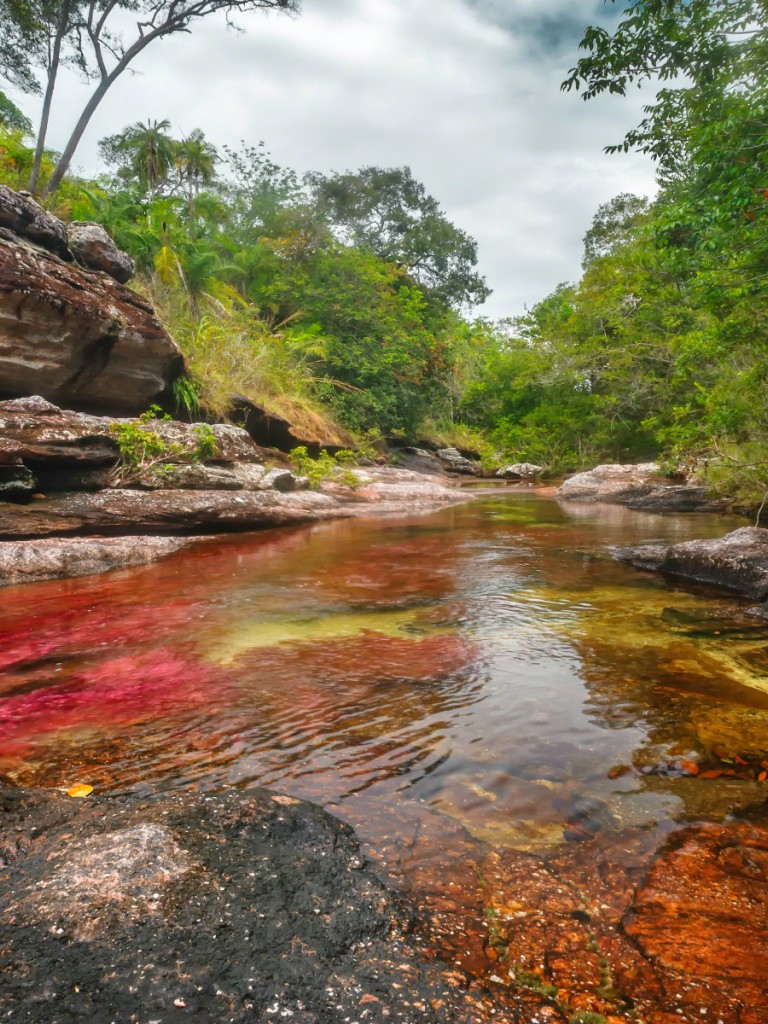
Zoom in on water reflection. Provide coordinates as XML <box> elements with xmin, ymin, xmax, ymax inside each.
<box><xmin>1</xmin><ymin>494</ymin><xmax>766</xmax><ymax>852</ymax></box>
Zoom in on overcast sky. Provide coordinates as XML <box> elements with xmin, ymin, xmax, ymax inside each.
<box><xmin>8</xmin><ymin>0</ymin><xmax>658</xmax><ymax>318</ymax></box>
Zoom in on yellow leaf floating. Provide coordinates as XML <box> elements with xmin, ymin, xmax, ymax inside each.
<box><xmin>67</xmin><ymin>784</ymin><xmax>93</xmax><ymax>798</ymax></box>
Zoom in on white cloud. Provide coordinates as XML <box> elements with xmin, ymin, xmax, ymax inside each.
<box><xmin>6</xmin><ymin>0</ymin><xmax>658</xmax><ymax>317</ymax></box>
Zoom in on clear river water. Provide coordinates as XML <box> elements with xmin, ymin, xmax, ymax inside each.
<box><xmin>2</xmin><ymin>490</ymin><xmax>767</xmax><ymax>855</ymax></box>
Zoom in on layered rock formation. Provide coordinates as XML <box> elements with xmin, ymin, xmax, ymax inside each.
<box><xmin>0</xmin><ymin>223</ymin><xmax>183</xmax><ymax>414</ymax></box>
<box><xmin>0</xmin><ymin>397</ymin><xmax>468</xmax><ymax>586</ymax></box>
<box><xmin>615</xmin><ymin>526</ymin><xmax>768</xmax><ymax>600</ymax></box>
<box><xmin>558</xmin><ymin>462</ymin><xmax>729</xmax><ymax>513</ymax></box>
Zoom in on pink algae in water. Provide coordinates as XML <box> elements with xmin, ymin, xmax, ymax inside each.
<box><xmin>0</xmin><ymin>649</ymin><xmax>231</xmax><ymax>745</ymax></box>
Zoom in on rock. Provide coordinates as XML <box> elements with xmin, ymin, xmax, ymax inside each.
<box><xmin>259</xmin><ymin>467</ymin><xmax>306</xmax><ymax>492</ymax></box>
<box><xmin>230</xmin><ymin>393</ymin><xmax>355</xmax><ymax>454</ymax></box>
<box><xmin>623</xmin><ymin>822</ymin><xmax>768</xmax><ymax>1010</ymax></box>
<box><xmin>66</xmin><ymin>222</ymin><xmax>135</xmax><ymax>283</ymax></box>
<box><xmin>692</xmin><ymin>704</ymin><xmax>768</xmax><ymax>759</ymax></box>
<box><xmin>626</xmin><ymin>484</ymin><xmax>730</xmax><ymax>513</ymax></box>
<box><xmin>559</xmin><ymin>462</ymin><xmax>674</xmax><ymax>503</ymax></box>
<box><xmin>0</xmin><ymin>399</ymin><xmax>264</xmax><ymax>471</ymax></box>
<box><xmin>0</xmin><ymin>184</ymin><xmax>70</xmax><ymax>260</ymax></box>
<box><xmin>0</xmin><ymin>396</ymin><xmax>118</xmax><ymax>466</ymax></box>
<box><xmin>0</xmin><ymin>234</ymin><xmax>184</xmax><ymax>414</ymax></box>
<box><xmin>0</xmin><ymin>488</ymin><xmax>353</xmax><ymax>539</ymax></box>
<box><xmin>131</xmin><ymin>461</ymin><xmax>267</xmax><ymax>491</ymax></box>
<box><xmin>395</xmin><ymin>447</ymin><xmax>448</xmax><ymax>476</ymax></box>
<box><xmin>616</xmin><ymin>527</ymin><xmax>768</xmax><ymax>600</ymax></box>
<box><xmin>559</xmin><ymin>464</ymin><xmax>726</xmax><ymax>514</ymax></box>
<box><xmin>0</xmin><ymin>463</ymin><xmax>35</xmax><ymax>501</ymax></box>
<box><xmin>0</xmin><ymin>783</ymin><xmax>515</xmax><ymax>1024</ymax></box>
<box><xmin>436</xmin><ymin>447</ymin><xmax>481</xmax><ymax>476</ymax></box>
<box><xmin>0</xmin><ymin>536</ymin><xmax>193</xmax><ymax>587</ymax></box>
<box><xmin>496</xmin><ymin>462</ymin><xmax>543</xmax><ymax>481</ymax></box>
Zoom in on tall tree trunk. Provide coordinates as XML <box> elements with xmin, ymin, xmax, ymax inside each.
<box><xmin>28</xmin><ymin>0</ymin><xmax>71</xmax><ymax>196</ymax></box>
<box><xmin>42</xmin><ymin>69</ymin><xmax>120</xmax><ymax>198</ymax></box>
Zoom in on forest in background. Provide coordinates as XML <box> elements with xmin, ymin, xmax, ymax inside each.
<box><xmin>2</xmin><ymin>0</ymin><xmax>768</xmax><ymax>506</ymax></box>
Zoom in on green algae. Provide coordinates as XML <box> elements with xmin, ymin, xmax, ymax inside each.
<box><xmin>207</xmin><ymin>606</ymin><xmax>447</xmax><ymax>664</ymax></box>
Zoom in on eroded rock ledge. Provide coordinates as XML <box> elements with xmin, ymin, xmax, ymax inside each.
<box><xmin>558</xmin><ymin>462</ymin><xmax>729</xmax><ymax>513</ymax></box>
<box><xmin>0</xmin><ymin>397</ymin><xmax>469</xmax><ymax>586</ymax></box>
<box><xmin>0</xmin><ymin>782</ymin><xmax>504</xmax><ymax>1024</ymax></box>
<box><xmin>615</xmin><ymin>526</ymin><xmax>768</xmax><ymax>601</ymax></box>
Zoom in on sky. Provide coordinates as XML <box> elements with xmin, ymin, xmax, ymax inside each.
<box><xmin>7</xmin><ymin>0</ymin><xmax>658</xmax><ymax>318</ymax></box>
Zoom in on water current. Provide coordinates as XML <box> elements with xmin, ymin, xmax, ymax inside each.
<box><xmin>2</xmin><ymin>491</ymin><xmax>767</xmax><ymax>862</ymax></box>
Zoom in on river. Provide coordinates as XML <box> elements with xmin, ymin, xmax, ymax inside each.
<box><xmin>2</xmin><ymin>491</ymin><xmax>767</xmax><ymax>1016</ymax></box>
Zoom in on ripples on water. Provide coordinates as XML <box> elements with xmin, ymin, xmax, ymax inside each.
<box><xmin>2</xmin><ymin>493</ymin><xmax>768</xmax><ymax>853</ymax></box>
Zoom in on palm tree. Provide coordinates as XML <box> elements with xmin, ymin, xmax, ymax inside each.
<box><xmin>114</xmin><ymin>119</ymin><xmax>175</xmax><ymax>198</ymax></box>
<box><xmin>175</xmin><ymin>129</ymin><xmax>219</xmax><ymax>219</ymax></box>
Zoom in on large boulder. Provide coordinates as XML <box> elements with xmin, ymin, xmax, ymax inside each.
<box><xmin>496</xmin><ymin>462</ymin><xmax>543</xmax><ymax>481</ymax></box>
<box><xmin>67</xmin><ymin>222</ymin><xmax>135</xmax><ymax>284</ymax></box>
<box><xmin>0</xmin><ymin>184</ymin><xmax>70</xmax><ymax>260</ymax></box>
<box><xmin>436</xmin><ymin>447</ymin><xmax>481</xmax><ymax>476</ymax></box>
<box><xmin>0</xmin><ymin>235</ymin><xmax>184</xmax><ymax>414</ymax></box>
<box><xmin>559</xmin><ymin>462</ymin><xmax>671</xmax><ymax>503</ymax></box>
<box><xmin>615</xmin><ymin>526</ymin><xmax>768</xmax><ymax>600</ymax></box>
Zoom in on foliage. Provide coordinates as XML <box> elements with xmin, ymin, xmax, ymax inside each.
<box><xmin>288</xmin><ymin>446</ymin><xmax>359</xmax><ymax>488</ymax></box>
<box><xmin>308</xmin><ymin>165</ymin><xmax>490</xmax><ymax>309</ymax></box>
<box><xmin>0</xmin><ymin>0</ymin><xmax>299</xmax><ymax>196</ymax></box>
<box><xmin>110</xmin><ymin>406</ymin><xmax>217</xmax><ymax>484</ymax></box>
<box><xmin>0</xmin><ymin>91</ymin><xmax>31</xmax><ymax>134</ymax></box>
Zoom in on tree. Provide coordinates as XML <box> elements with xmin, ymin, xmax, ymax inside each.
<box><xmin>308</xmin><ymin>166</ymin><xmax>490</xmax><ymax>309</ymax></box>
<box><xmin>564</xmin><ymin>2</ymin><xmax>768</xmax><ymax>292</ymax></box>
<box><xmin>176</xmin><ymin>129</ymin><xmax>219</xmax><ymax>215</ymax></box>
<box><xmin>0</xmin><ymin>0</ymin><xmax>299</xmax><ymax>197</ymax></box>
<box><xmin>581</xmin><ymin>193</ymin><xmax>650</xmax><ymax>269</ymax></box>
<box><xmin>0</xmin><ymin>90</ymin><xmax>32</xmax><ymax>134</ymax></box>
<box><xmin>100</xmin><ymin>118</ymin><xmax>176</xmax><ymax>197</ymax></box>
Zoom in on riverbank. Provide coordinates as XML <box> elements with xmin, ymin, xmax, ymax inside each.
<box><xmin>2</xmin><ymin>777</ymin><xmax>765</xmax><ymax>1024</ymax></box>
<box><xmin>0</xmin><ymin>397</ymin><xmax>471</xmax><ymax>587</ymax></box>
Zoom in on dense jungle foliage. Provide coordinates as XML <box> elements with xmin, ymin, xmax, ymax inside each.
<box><xmin>1</xmin><ymin>0</ymin><xmax>768</xmax><ymax>503</ymax></box>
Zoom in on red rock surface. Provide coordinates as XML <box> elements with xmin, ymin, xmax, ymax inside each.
<box><xmin>371</xmin><ymin>809</ymin><xmax>768</xmax><ymax>1022</ymax></box>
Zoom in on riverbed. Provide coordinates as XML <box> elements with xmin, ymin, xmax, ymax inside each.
<box><xmin>2</xmin><ymin>492</ymin><xmax>767</xmax><ymax>1018</ymax></box>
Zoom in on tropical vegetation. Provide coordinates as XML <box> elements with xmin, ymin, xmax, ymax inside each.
<box><xmin>2</xmin><ymin>0</ymin><xmax>768</xmax><ymax>507</ymax></box>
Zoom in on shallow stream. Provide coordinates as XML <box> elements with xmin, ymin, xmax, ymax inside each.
<box><xmin>3</xmin><ymin>492</ymin><xmax>767</xmax><ymax>855</ymax></box>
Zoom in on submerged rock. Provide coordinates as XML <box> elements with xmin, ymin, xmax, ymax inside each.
<box><xmin>0</xmin><ymin>536</ymin><xmax>193</xmax><ymax>587</ymax></box>
<box><xmin>616</xmin><ymin>526</ymin><xmax>768</xmax><ymax>600</ymax></box>
<box><xmin>0</xmin><ymin>783</ymin><xmax>512</xmax><ymax>1024</ymax></box>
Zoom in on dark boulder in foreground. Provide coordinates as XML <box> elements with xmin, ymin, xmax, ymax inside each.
<box><xmin>0</xmin><ymin>783</ymin><xmax>501</xmax><ymax>1024</ymax></box>
<box><xmin>615</xmin><ymin>526</ymin><xmax>768</xmax><ymax>600</ymax></box>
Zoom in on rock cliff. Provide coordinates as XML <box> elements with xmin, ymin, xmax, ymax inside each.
<box><xmin>0</xmin><ymin>187</ymin><xmax>183</xmax><ymax>414</ymax></box>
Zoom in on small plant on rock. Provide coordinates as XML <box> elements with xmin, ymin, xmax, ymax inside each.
<box><xmin>110</xmin><ymin>406</ymin><xmax>218</xmax><ymax>485</ymax></box>
<box><xmin>289</xmin><ymin>446</ymin><xmax>360</xmax><ymax>489</ymax></box>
